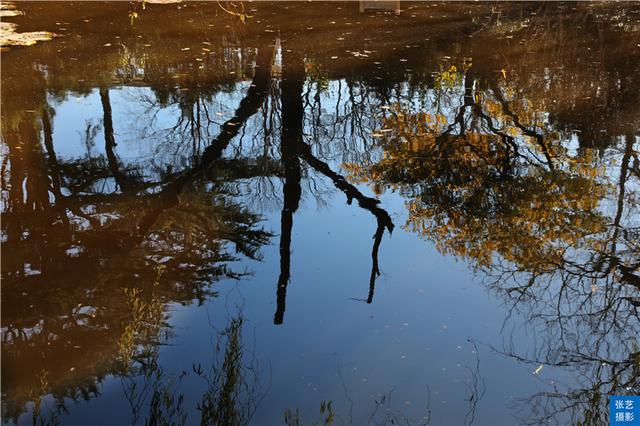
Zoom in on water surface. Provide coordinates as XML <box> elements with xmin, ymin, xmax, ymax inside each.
<box><xmin>2</xmin><ymin>2</ymin><xmax>639</xmax><ymax>425</ymax></box>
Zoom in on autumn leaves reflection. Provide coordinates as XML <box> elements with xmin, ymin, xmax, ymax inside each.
<box><xmin>344</xmin><ymin>62</ymin><xmax>640</xmax><ymax>422</ymax></box>
<box><xmin>2</xmin><ymin>4</ymin><xmax>640</xmax><ymax>421</ymax></box>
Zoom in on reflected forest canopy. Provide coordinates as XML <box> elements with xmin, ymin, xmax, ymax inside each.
<box><xmin>1</xmin><ymin>2</ymin><xmax>639</xmax><ymax>425</ymax></box>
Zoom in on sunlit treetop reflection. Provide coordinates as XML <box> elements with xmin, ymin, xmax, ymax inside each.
<box><xmin>344</xmin><ymin>56</ymin><xmax>640</xmax><ymax>424</ymax></box>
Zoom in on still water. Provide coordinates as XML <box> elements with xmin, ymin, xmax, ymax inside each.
<box><xmin>1</xmin><ymin>2</ymin><xmax>639</xmax><ymax>425</ymax></box>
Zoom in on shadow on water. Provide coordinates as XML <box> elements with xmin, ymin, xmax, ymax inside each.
<box><xmin>1</xmin><ymin>1</ymin><xmax>639</xmax><ymax>424</ymax></box>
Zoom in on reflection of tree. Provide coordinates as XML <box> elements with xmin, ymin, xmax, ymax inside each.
<box><xmin>500</xmin><ymin>135</ymin><xmax>640</xmax><ymax>425</ymax></box>
<box><xmin>195</xmin><ymin>313</ymin><xmax>268</xmax><ymax>426</ymax></box>
<box><xmin>3</xmin><ymin>3</ymin><xmax>639</xmax><ymax>422</ymax></box>
<box><xmin>0</xmin><ymin>44</ymin><xmax>276</xmax><ymax>421</ymax></box>
<box><xmin>101</xmin><ymin>88</ymin><xmax>139</xmax><ymax>193</ymax></box>
<box><xmin>344</xmin><ymin>60</ymin><xmax>640</xmax><ymax>423</ymax></box>
<box><xmin>118</xmin><ymin>310</ymin><xmax>267</xmax><ymax>426</ymax></box>
<box><xmin>296</xmin><ymin>142</ymin><xmax>394</xmax><ymax>305</ymax></box>
<box><xmin>274</xmin><ymin>49</ymin><xmax>304</xmax><ymax>325</ymax></box>
<box><xmin>345</xmin><ymin>56</ymin><xmax>620</xmax><ymax>266</ymax></box>
<box><xmin>273</xmin><ymin>48</ymin><xmax>395</xmax><ymax>324</ymax></box>
<box><xmin>0</xmin><ymin>132</ymin><xmax>270</xmax><ymax>422</ymax></box>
